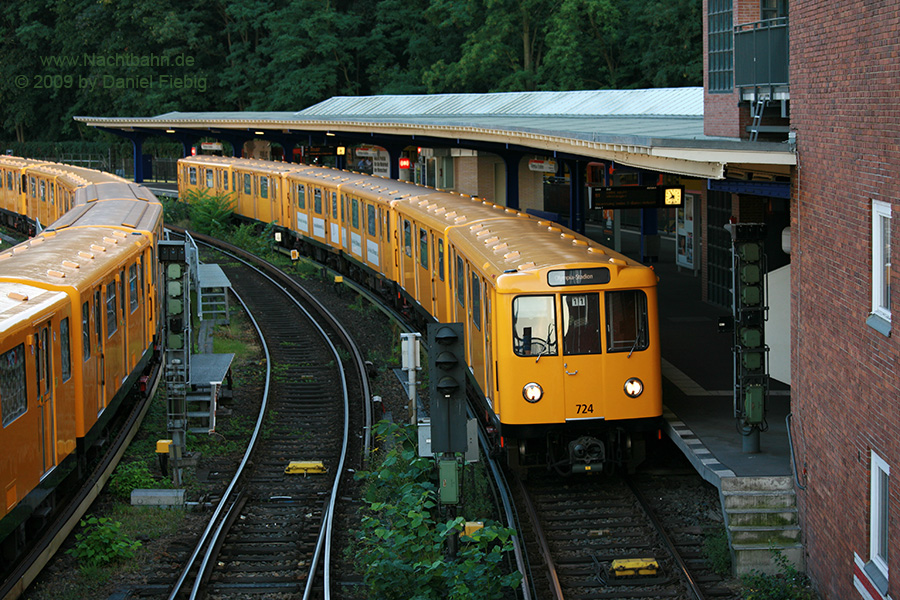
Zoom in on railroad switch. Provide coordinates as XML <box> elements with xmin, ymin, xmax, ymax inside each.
<box><xmin>285</xmin><ymin>461</ymin><xmax>327</xmax><ymax>476</ymax></box>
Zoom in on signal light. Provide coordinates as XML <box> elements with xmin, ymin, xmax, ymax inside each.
<box><xmin>427</xmin><ymin>323</ymin><xmax>467</xmax><ymax>453</ymax></box>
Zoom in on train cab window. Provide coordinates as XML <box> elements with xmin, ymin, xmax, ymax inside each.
<box><xmin>419</xmin><ymin>228</ymin><xmax>428</xmax><ymax>268</ymax></box>
<box><xmin>367</xmin><ymin>204</ymin><xmax>376</xmax><ymax>236</ymax></box>
<box><xmin>471</xmin><ymin>273</ymin><xmax>481</xmax><ymax>330</ymax></box>
<box><xmin>352</xmin><ymin>198</ymin><xmax>360</xmax><ymax>228</ymax></box>
<box><xmin>0</xmin><ymin>343</ymin><xmax>27</xmax><ymax>427</ymax></box>
<box><xmin>206</xmin><ymin>170</ymin><xmax>214</xmax><ymax>188</ymax></box>
<box><xmin>404</xmin><ymin>220</ymin><xmax>412</xmax><ymax>257</ymax></box>
<box><xmin>314</xmin><ymin>189</ymin><xmax>323</xmax><ymax>214</ymax></box>
<box><xmin>605</xmin><ymin>290</ymin><xmax>649</xmax><ymax>353</ymax></box>
<box><xmin>456</xmin><ymin>255</ymin><xmax>465</xmax><ymax>305</ymax></box>
<box><xmin>562</xmin><ymin>293</ymin><xmax>601</xmax><ymax>355</ymax></box>
<box><xmin>260</xmin><ymin>176</ymin><xmax>268</xmax><ymax>198</ymax></box>
<box><xmin>189</xmin><ymin>167</ymin><xmax>197</xmax><ymax>185</ymax></box>
<box><xmin>106</xmin><ymin>282</ymin><xmax>118</xmax><ymax>336</ymax></box>
<box><xmin>129</xmin><ymin>265</ymin><xmax>138</xmax><ymax>312</ymax></box>
<box><xmin>296</xmin><ymin>184</ymin><xmax>306</xmax><ymax>209</ymax></box>
<box><xmin>82</xmin><ymin>301</ymin><xmax>91</xmax><ymax>360</ymax></box>
<box><xmin>438</xmin><ymin>239</ymin><xmax>445</xmax><ymax>281</ymax></box>
<box><xmin>512</xmin><ymin>296</ymin><xmax>558</xmax><ymax>357</ymax></box>
<box><xmin>331</xmin><ymin>192</ymin><xmax>338</xmax><ymax>218</ymax></box>
<box><xmin>243</xmin><ymin>174</ymin><xmax>252</xmax><ymax>195</ymax></box>
<box><xmin>60</xmin><ymin>317</ymin><xmax>72</xmax><ymax>382</ymax></box>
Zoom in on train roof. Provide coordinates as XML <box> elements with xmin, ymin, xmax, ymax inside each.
<box><xmin>0</xmin><ymin>227</ymin><xmax>151</xmax><ymax>292</ymax></box>
<box><xmin>0</xmin><ymin>282</ymin><xmax>69</xmax><ymax>335</ymax></box>
<box><xmin>49</xmin><ymin>183</ymin><xmax>162</xmax><ymax>232</ymax></box>
<box><xmin>24</xmin><ymin>162</ymin><xmax>128</xmax><ymax>185</ymax></box>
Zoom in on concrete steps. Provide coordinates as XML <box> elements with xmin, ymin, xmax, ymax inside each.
<box><xmin>720</xmin><ymin>475</ymin><xmax>804</xmax><ymax>575</ymax></box>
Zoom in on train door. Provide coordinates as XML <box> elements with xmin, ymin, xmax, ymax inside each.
<box><xmin>400</xmin><ymin>218</ymin><xmax>416</xmax><ymax>294</ymax></box>
<box><xmin>416</xmin><ymin>226</ymin><xmax>431</xmax><ymax>307</ymax></box>
<box><xmin>483</xmin><ymin>284</ymin><xmax>494</xmax><ymax>405</ymax></box>
<box><xmin>330</xmin><ymin>191</ymin><xmax>340</xmax><ymax>247</ymax></box>
<box><xmin>365</xmin><ymin>202</ymin><xmax>380</xmax><ymax>268</ymax></box>
<box><xmin>468</xmin><ymin>270</ymin><xmax>486</xmax><ymax>389</ymax></box>
<box><xmin>295</xmin><ymin>183</ymin><xmax>309</xmax><ymax>237</ymax></box>
<box><xmin>119</xmin><ymin>269</ymin><xmax>128</xmax><ymax>372</ymax></box>
<box><xmin>433</xmin><ymin>236</ymin><xmax>448</xmax><ymax>321</ymax></box>
<box><xmin>312</xmin><ymin>188</ymin><xmax>326</xmax><ymax>241</ymax></box>
<box><xmin>34</xmin><ymin>319</ymin><xmax>56</xmax><ymax>474</ymax></box>
<box><xmin>348</xmin><ymin>197</ymin><xmax>362</xmax><ymax>259</ymax></box>
<box><xmin>94</xmin><ymin>289</ymin><xmax>105</xmax><ymax>414</ymax></box>
<box><xmin>341</xmin><ymin>193</ymin><xmax>350</xmax><ymax>252</ymax></box>
<box><xmin>560</xmin><ymin>292</ymin><xmax>603</xmax><ymax>420</ymax></box>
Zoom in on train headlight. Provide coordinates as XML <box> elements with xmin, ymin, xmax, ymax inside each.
<box><xmin>624</xmin><ymin>377</ymin><xmax>644</xmax><ymax>398</ymax></box>
<box><xmin>523</xmin><ymin>382</ymin><xmax>543</xmax><ymax>403</ymax></box>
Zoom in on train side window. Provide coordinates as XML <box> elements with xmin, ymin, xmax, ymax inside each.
<box><xmin>129</xmin><ymin>265</ymin><xmax>138</xmax><ymax>312</ymax></box>
<box><xmin>296</xmin><ymin>184</ymin><xmax>306</xmax><ymax>209</ymax></box>
<box><xmin>232</xmin><ymin>171</ymin><xmax>236</xmax><ymax>191</ymax></box>
<box><xmin>189</xmin><ymin>167</ymin><xmax>197</xmax><ymax>185</ymax></box>
<box><xmin>419</xmin><ymin>228</ymin><xmax>428</xmax><ymax>268</ymax></box>
<box><xmin>456</xmin><ymin>255</ymin><xmax>465</xmax><ymax>305</ymax></box>
<box><xmin>60</xmin><ymin>317</ymin><xmax>72</xmax><ymax>383</ymax></box>
<box><xmin>223</xmin><ymin>171</ymin><xmax>229</xmax><ymax>191</ymax></box>
<box><xmin>260</xmin><ymin>177</ymin><xmax>268</xmax><ymax>198</ymax></box>
<box><xmin>403</xmin><ymin>220</ymin><xmax>412</xmax><ymax>257</ymax></box>
<box><xmin>471</xmin><ymin>272</ymin><xmax>481</xmax><ymax>330</ymax></box>
<box><xmin>30</xmin><ymin>177</ymin><xmax>36</xmax><ymax>197</ymax></box>
<box><xmin>39</xmin><ymin>180</ymin><xmax>45</xmax><ymax>201</ymax></box>
<box><xmin>82</xmin><ymin>302</ymin><xmax>91</xmax><ymax>360</ymax></box>
<box><xmin>106</xmin><ymin>282</ymin><xmax>118</xmax><ymax>337</ymax></box>
<box><xmin>50</xmin><ymin>183</ymin><xmax>54</xmax><ymax>205</ymax></box>
<box><xmin>0</xmin><ymin>343</ymin><xmax>27</xmax><ymax>427</ymax></box>
<box><xmin>314</xmin><ymin>189</ymin><xmax>322</xmax><ymax>214</ymax></box>
<box><xmin>331</xmin><ymin>192</ymin><xmax>338</xmax><ymax>218</ymax></box>
<box><xmin>512</xmin><ymin>296</ymin><xmax>558</xmax><ymax>357</ymax></box>
<box><xmin>562</xmin><ymin>293</ymin><xmax>601</xmax><ymax>355</ymax></box>
<box><xmin>605</xmin><ymin>290</ymin><xmax>649</xmax><ymax>353</ymax></box>
<box><xmin>6</xmin><ymin>171</ymin><xmax>11</xmax><ymax>190</ymax></box>
<box><xmin>352</xmin><ymin>198</ymin><xmax>360</xmax><ymax>228</ymax></box>
<box><xmin>438</xmin><ymin>239</ymin><xmax>445</xmax><ymax>281</ymax></box>
<box><xmin>119</xmin><ymin>271</ymin><xmax>126</xmax><ymax>323</ymax></box>
<box><xmin>206</xmin><ymin>170</ymin><xmax>214</xmax><ymax>188</ymax></box>
<box><xmin>243</xmin><ymin>174</ymin><xmax>252</xmax><ymax>195</ymax></box>
<box><xmin>367</xmin><ymin>204</ymin><xmax>376</xmax><ymax>236</ymax></box>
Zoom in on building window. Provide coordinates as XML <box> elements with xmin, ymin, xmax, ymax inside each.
<box><xmin>867</xmin><ymin>451</ymin><xmax>890</xmax><ymax>593</ymax></box>
<box><xmin>708</xmin><ymin>0</ymin><xmax>733</xmax><ymax>92</ymax></box>
<box><xmin>868</xmin><ymin>200</ymin><xmax>892</xmax><ymax>335</ymax></box>
<box><xmin>760</xmin><ymin>0</ymin><xmax>788</xmax><ymax>20</ymax></box>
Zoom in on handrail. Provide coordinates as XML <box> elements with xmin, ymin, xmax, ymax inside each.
<box><xmin>785</xmin><ymin>412</ymin><xmax>807</xmax><ymax>490</ymax></box>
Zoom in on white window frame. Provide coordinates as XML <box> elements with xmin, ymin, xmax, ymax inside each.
<box><xmin>870</xmin><ymin>450</ymin><xmax>890</xmax><ymax>581</ymax></box>
<box><xmin>872</xmin><ymin>200</ymin><xmax>892</xmax><ymax>323</ymax></box>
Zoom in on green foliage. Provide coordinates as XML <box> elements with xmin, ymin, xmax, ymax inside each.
<box><xmin>162</xmin><ymin>196</ymin><xmax>191</xmax><ymax>226</ymax></box>
<box><xmin>741</xmin><ymin>549</ymin><xmax>818</xmax><ymax>600</ymax></box>
<box><xmin>66</xmin><ymin>516</ymin><xmax>141</xmax><ymax>569</ymax></box>
<box><xmin>184</xmin><ymin>189</ymin><xmax>236</xmax><ymax>235</ymax></box>
<box><xmin>702</xmin><ymin>526</ymin><xmax>732</xmax><ymax>577</ymax></box>
<box><xmin>108</xmin><ymin>460</ymin><xmax>164</xmax><ymax>500</ymax></box>
<box><xmin>351</xmin><ymin>421</ymin><xmax>521</xmax><ymax>599</ymax></box>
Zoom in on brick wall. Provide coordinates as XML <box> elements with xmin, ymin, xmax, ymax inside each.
<box><xmin>790</xmin><ymin>2</ymin><xmax>900</xmax><ymax>599</ymax></box>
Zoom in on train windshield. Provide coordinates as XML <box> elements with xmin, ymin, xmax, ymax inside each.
<box><xmin>512</xmin><ymin>296</ymin><xmax>558</xmax><ymax>357</ymax></box>
<box><xmin>606</xmin><ymin>290</ymin><xmax>649</xmax><ymax>353</ymax></box>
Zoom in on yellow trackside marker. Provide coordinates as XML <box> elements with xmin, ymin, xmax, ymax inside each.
<box><xmin>285</xmin><ymin>461</ymin><xmax>327</xmax><ymax>475</ymax></box>
<box><xmin>334</xmin><ymin>275</ymin><xmax>343</xmax><ymax>284</ymax></box>
<box><xmin>611</xmin><ymin>558</ymin><xmax>659</xmax><ymax>577</ymax></box>
<box><xmin>156</xmin><ymin>439</ymin><xmax>173</xmax><ymax>454</ymax></box>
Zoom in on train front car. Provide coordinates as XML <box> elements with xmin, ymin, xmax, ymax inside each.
<box><xmin>453</xmin><ymin>218</ymin><xmax>662</xmax><ymax>474</ymax></box>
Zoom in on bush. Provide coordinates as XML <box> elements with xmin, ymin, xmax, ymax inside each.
<box><xmin>66</xmin><ymin>516</ymin><xmax>141</xmax><ymax>569</ymax></box>
<box><xmin>107</xmin><ymin>460</ymin><xmax>159</xmax><ymax>500</ymax></box>
<box><xmin>741</xmin><ymin>549</ymin><xmax>818</xmax><ymax>600</ymax></box>
<box><xmin>184</xmin><ymin>188</ymin><xmax>236</xmax><ymax>235</ymax></box>
<box><xmin>351</xmin><ymin>421</ymin><xmax>521</xmax><ymax>600</ymax></box>
<box><xmin>702</xmin><ymin>526</ymin><xmax>732</xmax><ymax>577</ymax></box>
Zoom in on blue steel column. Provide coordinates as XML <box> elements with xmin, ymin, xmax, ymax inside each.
<box><xmin>567</xmin><ymin>160</ymin><xmax>586</xmax><ymax>234</ymax></box>
<box><xmin>128</xmin><ymin>135</ymin><xmax>147</xmax><ymax>183</ymax></box>
<box><xmin>501</xmin><ymin>152</ymin><xmax>521</xmax><ymax>209</ymax></box>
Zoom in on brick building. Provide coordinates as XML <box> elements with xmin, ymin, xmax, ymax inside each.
<box><xmin>705</xmin><ymin>1</ymin><xmax>899</xmax><ymax>599</ymax></box>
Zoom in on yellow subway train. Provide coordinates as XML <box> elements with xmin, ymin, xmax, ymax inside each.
<box><xmin>0</xmin><ymin>156</ymin><xmax>162</xmax><ymax>562</ymax></box>
<box><xmin>179</xmin><ymin>154</ymin><xmax>662</xmax><ymax>472</ymax></box>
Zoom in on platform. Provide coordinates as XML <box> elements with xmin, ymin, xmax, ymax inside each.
<box><xmin>611</xmin><ymin>230</ymin><xmax>793</xmax><ymax>487</ymax></box>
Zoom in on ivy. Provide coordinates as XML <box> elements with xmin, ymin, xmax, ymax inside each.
<box><xmin>351</xmin><ymin>421</ymin><xmax>522</xmax><ymax>599</ymax></box>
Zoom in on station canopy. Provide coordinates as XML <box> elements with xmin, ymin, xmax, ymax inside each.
<box><xmin>76</xmin><ymin>88</ymin><xmax>795</xmax><ymax>179</ymax></box>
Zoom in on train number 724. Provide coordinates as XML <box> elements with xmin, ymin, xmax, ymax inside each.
<box><xmin>575</xmin><ymin>403</ymin><xmax>594</xmax><ymax>414</ymax></box>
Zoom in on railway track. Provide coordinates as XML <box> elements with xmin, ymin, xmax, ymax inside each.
<box><xmin>515</xmin><ymin>442</ymin><xmax>739</xmax><ymax>600</ymax></box>
<box><xmin>109</xmin><ymin>232</ymin><xmax>373</xmax><ymax>600</ymax></box>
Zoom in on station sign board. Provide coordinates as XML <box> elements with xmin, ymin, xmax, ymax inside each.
<box><xmin>588</xmin><ymin>185</ymin><xmax>684</xmax><ymax>210</ymax></box>
<box><xmin>528</xmin><ymin>159</ymin><xmax>557</xmax><ymax>173</ymax></box>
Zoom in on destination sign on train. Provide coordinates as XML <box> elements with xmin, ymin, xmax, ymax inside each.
<box><xmin>547</xmin><ymin>268</ymin><xmax>611</xmax><ymax>287</ymax></box>
<box><xmin>588</xmin><ymin>185</ymin><xmax>684</xmax><ymax>209</ymax></box>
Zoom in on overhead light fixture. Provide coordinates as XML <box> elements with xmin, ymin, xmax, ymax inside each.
<box><xmin>165</xmin><ymin>129</ymin><xmax>176</xmax><ymax>134</ymax></box>
<box><xmin>326</xmin><ymin>132</ymin><xmax>335</xmax><ymax>137</ymax></box>
<box><xmin>255</xmin><ymin>131</ymin><xmax>265</xmax><ymax>135</ymax></box>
